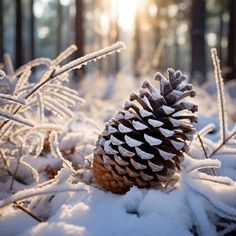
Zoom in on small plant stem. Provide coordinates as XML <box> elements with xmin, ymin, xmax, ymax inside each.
<box><xmin>13</xmin><ymin>201</ymin><xmax>43</xmax><ymax>222</ymax></box>
<box><xmin>197</xmin><ymin>133</ymin><xmax>216</xmax><ymax>176</ymax></box>
<box><xmin>9</xmin><ymin>153</ymin><xmax>22</xmax><ymax>191</ymax></box>
<box><xmin>209</xmin><ymin>129</ymin><xmax>236</xmax><ymax>158</ymax></box>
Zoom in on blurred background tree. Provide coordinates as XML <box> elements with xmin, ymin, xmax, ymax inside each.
<box><xmin>0</xmin><ymin>0</ymin><xmax>235</xmax><ymax>82</ymax></box>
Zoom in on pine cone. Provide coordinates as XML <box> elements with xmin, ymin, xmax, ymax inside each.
<box><xmin>93</xmin><ymin>68</ymin><xmax>198</xmax><ymax>194</ymax></box>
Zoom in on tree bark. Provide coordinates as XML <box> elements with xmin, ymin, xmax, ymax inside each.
<box><xmin>15</xmin><ymin>0</ymin><xmax>23</xmax><ymax>68</ymax></box>
<box><xmin>56</xmin><ymin>0</ymin><xmax>63</xmax><ymax>55</ymax></box>
<box><xmin>30</xmin><ymin>0</ymin><xmax>35</xmax><ymax>60</ymax></box>
<box><xmin>190</xmin><ymin>0</ymin><xmax>206</xmax><ymax>84</ymax></box>
<box><xmin>226</xmin><ymin>0</ymin><xmax>236</xmax><ymax>80</ymax></box>
<box><xmin>75</xmin><ymin>0</ymin><xmax>85</xmax><ymax>77</ymax></box>
<box><xmin>134</xmin><ymin>6</ymin><xmax>141</xmax><ymax>78</ymax></box>
<box><xmin>0</xmin><ymin>0</ymin><xmax>4</xmax><ymax>62</ymax></box>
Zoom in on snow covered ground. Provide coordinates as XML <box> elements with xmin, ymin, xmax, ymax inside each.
<box><xmin>1</xmin><ymin>49</ymin><xmax>236</xmax><ymax>235</ymax></box>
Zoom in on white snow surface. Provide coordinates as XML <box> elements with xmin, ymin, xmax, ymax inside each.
<box><xmin>0</xmin><ymin>186</ymin><xmax>193</xmax><ymax>236</ymax></box>
<box><xmin>2</xmin><ymin>73</ymin><xmax>236</xmax><ymax>236</ymax></box>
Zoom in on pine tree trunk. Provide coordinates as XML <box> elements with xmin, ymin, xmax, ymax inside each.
<box><xmin>226</xmin><ymin>0</ymin><xmax>236</xmax><ymax>80</ymax></box>
<box><xmin>30</xmin><ymin>0</ymin><xmax>35</xmax><ymax>60</ymax></box>
<box><xmin>115</xmin><ymin>10</ymin><xmax>120</xmax><ymax>74</ymax></box>
<box><xmin>0</xmin><ymin>0</ymin><xmax>4</xmax><ymax>62</ymax></box>
<box><xmin>217</xmin><ymin>4</ymin><xmax>223</xmax><ymax>61</ymax></box>
<box><xmin>190</xmin><ymin>0</ymin><xmax>206</xmax><ymax>84</ymax></box>
<box><xmin>56</xmin><ymin>0</ymin><xmax>63</xmax><ymax>55</ymax></box>
<box><xmin>75</xmin><ymin>0</ymin><xmax>85</xmax><ymax>77</ymax></box>
<box><xmin>134</xmin><ymin>7</ymin><xmax>141</xmax><ymax>78</ymax></box>
<box><xmin>15</xmin><ymin>0</ymin><xmax>23</xmax><ymax>68</ymax></box>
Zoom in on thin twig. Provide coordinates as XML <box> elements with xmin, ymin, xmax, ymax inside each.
<box><xmin>197</xmin><ymin>133</ymin><xmax>216</xmax><ymax>176</ymax></box>
<box><xmin>0</xmin><ymin>149</ymin><xmax>9</xmax><ymax>171</ymax></box>
<box><xmin>9</xmin><ymin>147</ymin><xmax>24</xmax><ymax>191</ymax></box>
<box><xmin>209</xmin><ymin>129</ymin><xmax>236</xmax><ymax>158</ymax></box>
<box><xmin>13</xmin><ymin>201</ymin><xmax>43</xmax><ymax>222</ymax></box>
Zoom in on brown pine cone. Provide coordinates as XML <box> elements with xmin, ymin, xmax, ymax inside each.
<box><xmin>93</xmin><ymin>68</ymin><xmax>198</xmax><ymax>194</ymax></box>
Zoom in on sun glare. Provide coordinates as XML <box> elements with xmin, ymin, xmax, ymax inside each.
<box><xmin>114</xmin><ymin>0</ymin><xmax>139</xmax><ymax>32</ymax></box>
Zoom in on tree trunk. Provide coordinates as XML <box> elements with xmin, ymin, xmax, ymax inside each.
<box><xmin>190</xmin><ymin>0</ymin><xmax>206</xmax><ymax>84</ymax></box>
<box><xmin>134</xmin><ymin>6</ymin><xmax>141</xmax><ymax>78</ymax></box>
<box><xmin>30</xmin><ymin>0</ymin><xmax>35</xmax><ymax>60</ymax></box>
<box><xmin>226</xmin><ymin>0</ymin><xmax>236</xmax><ymax>80</ymax></box>
<box><xmin>15</xmin><ymin>0</ymin><xmax>23</xmax><ymax>68</ymax></box>
<box><xmin>0</xmin><ymin>0</ymin><xmax>4</xmax><ymax>62</ymax></box>
<box><xmin>56</xmin><ymin>0</ymin><xmax>63</xmax><ymax>55</ymax></box>
<box><xmin>75</xmin><ymin>0</ymin><xmax>85</xmax><ymax>77</ymax></box>
<box><xmin>115</xmin><ymin>11</ymin><xmax>120</xmax><ymax>74</ymax></box>
<box><xmin>217</xmin><ymin>4</ymin><xmax>223</xmax><ymax>61</ymax></box>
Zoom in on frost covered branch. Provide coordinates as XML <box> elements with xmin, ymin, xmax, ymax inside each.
<box><xmin>211</xmin><ymin>48</ymin><xmax>227</xmax><ymax>142</ymax></box>
<box><xmin>49</xmin><ymin>131</ymin><xmax>77</xmax><ymax>175</ymax></box>
<box><xmin>0</xmin><ymin>183</ymin><xmax>88</xmax><ymax>208</ymax></box>
<box><xmin>53</xmin><ymin>41</ymin><xmax>126</xmax><ymax>77</ymax></box>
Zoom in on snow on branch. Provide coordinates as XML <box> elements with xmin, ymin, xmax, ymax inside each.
<box><xmin>53</xmin><ymin>41</ymin><xmax>126</xmax><ymax>77</ymax></box>
<box><xmin>0</xmin><ymin>183</ymin><xmax>88</xmax><ymax>208</ymax></box>
<box><xmin>15</xmin><ymin>58</ymin><xmax>52</xmax><ymax>76</ymax></box>
<box><xmin>49</xmin><ymin>131</ymin><xmax>77</xmax><ymax>175</ymax></box>
<box><xmin>0</xmin><ymin>94</ymin><xmax>26</xmax><ymax>105</ymax></box>
<box><xmin>53</xmin><ymin>44</ymin><xmax>77</xmax><ymax>66</ymax></box>
<box><xmin>184</xmin><ymin>158</ymin><xmax>221</xmax><ymax>173</ymax></box>
<box><xmin>14</xmin><ymin>66</ymin><xmax>32</xmax><ymax>95</ymax></box>
<box><xmin>0</xmin><ymin>107</ymin><xmax>34</xmax><ymax>127</ymax></box>
<box><xmin>197</xmin><ymin>123</ymin><xmax>215</xmax><ymax>137</ymax></box>
<box><xmin>186</xmin><ymin>178</ymin><xmax>236</xmax><ymax>221</ymax></box>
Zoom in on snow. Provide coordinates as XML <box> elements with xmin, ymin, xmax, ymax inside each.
<box><xmin>110</xmin><ymin>135</ymin><xmax>124</xmax><ymax>145</ymax></box>
<box><xmin>144</xmin><ymin>133</ymin><xmax>162</xmax><ymax>146</ymax></box>
<box><xmin>118</xmin><ymin>123</ymin><xmax>132</xmax><ymax>133</ymax></box>
<box><xmin>161</xmin><ymin>105</ymin><xmax>175</xmax><ymax>114</ymax></box>
<box><xmin>171</xmin><ymin>140</ymin><xmax>185</xmax><ymax>150</ymax></box>
<box><xmin>130</xmin><ymin>158</ymin><xmax>147</xmax><ymax>170</ymax></box>
<box><xmin>135</xmin><ymin>147</ymin><xmax>154</xmax><ymax>160</ymax></box>
<box><xmin>148</xmin><ymin>118</ymin><xmax>163</xmax><ymax>127</ymax></box>
<box><xmin>158</xmin><ymin>149</ymin><xmax>175</xmax><ymax>160</ymax></box>
<box><xmin>118</xmin><ymin>145</ymin><xmax>135</xmax><ymax>157</ymax></box>
<box><xmin>108</xmin><ymin>125</ymin><xmax>118</xmax><ymax>134</ymax></box>
<box><xmin>1</xmin><ymin>187</ymin><xmax>194</xmax><ymax>236</ymax></box>
<box><xmin>103</xmin><ymin>140</ymin><xmax>118</xmax><ymax>154</ymax></box>
<box><xmin>132</xmin><ymin>120</ymin><xmax>148</xmax><ymax>130</ymax></box>
<box><xmin>0</xmin><ymin>107</ymin><xmax>34</xmax><ymax>127</ymax></box>
<box><xmin>124</xmin><ymin>135</ymin><xmax>143</xmax><ymax>147</ymax></box>
<box><xmin>159</xmin><ymin>127</ymin><xmax>174</xmax><ymax>137</ymax></box>
<box><xmin>2</xmin><ymin>52</ymin><xmax>236</xmax><ymax>236</ymax></box>
<box><xmin>139</xmin><ymin>108</ymin><xmax>152</xmax><ymax>118</ymax></box>
<box><xmin>148</xmin><ymin>161</ymin><xmax>164</xmax><ymax>172</ymax></box>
